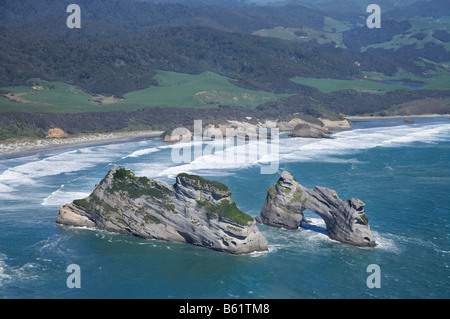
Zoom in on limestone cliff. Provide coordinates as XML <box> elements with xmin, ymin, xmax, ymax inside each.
<box><xmin>256</xmin><ymin>171</ymin><xmax>376</xmax><ymax>247</ymax></box>
<box><xmin>56</xmin><ymin>166</ymin><xmax>268</xmax><ymax>254</ymax></box>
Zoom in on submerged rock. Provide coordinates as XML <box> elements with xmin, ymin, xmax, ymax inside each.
<box><xmin>56</xmin><ymin>165</ymin><xmax>268</xmax><ymax>254</ymax></box>
<box><xmin>256</xmin><ymin>171</ymin><xmax>376</xmax><ymax>247</ymax></box>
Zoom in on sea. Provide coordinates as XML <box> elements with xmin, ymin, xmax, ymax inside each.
<box><xmin>0</xmin><ymin>117</ymin><xmax>449</xmax><ymax>299</ymax></box>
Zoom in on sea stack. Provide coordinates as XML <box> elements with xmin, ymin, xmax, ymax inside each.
<box><xmin>256</xmin><ymin>171</ymin><xmax>377</xmax><ymax>247</ymax></box>
<box><xmin>57</xmin><ymin>165</ymin><xmax>268</xmax><ymax>254</ymax></box>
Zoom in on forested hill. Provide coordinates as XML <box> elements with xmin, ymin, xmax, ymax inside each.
<box><xmin>0</xmin><ymin>0</ymin><xmax>337</xmax><ymax>97</ymax></box>
<box><xmin>0</xmin><ymin>0</ymin><xmax>449</xmax><ymax>140</ymax></box>
<box><xmin>1</xmin><ymin>24</ymin><xmax>394</xmax><ymax>97</ymax></box>
<box><xmin>0</xmin><ymin>0</ymin><xmax>325</xmax><ymax>35</ymax></box>
<box><xmin>1</xmin><ymin>0</ymin><xmax>448</xmax><ymax>98</ymax></box>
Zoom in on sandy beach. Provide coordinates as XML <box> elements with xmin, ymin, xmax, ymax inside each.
<box><xmin>0</xmin><ymin>130</ymin><xmax>164</xmax><ymax>159</ymax></box>
<box><xmin>1</xmin><ymin>114</ymin><xmax>448</xmax><ymax>159</ymax></box>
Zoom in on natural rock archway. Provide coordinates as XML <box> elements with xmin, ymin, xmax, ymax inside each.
<box><xmin>256</xmin><ymin>171</ymin><xmax>377</xmax><ymax>247</ymax></box>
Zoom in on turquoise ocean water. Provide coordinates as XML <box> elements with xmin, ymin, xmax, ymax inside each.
<box><xmin>0</xmin><ymin>117</ymin><xmax>449</xmax><ymax>298</ymax></box>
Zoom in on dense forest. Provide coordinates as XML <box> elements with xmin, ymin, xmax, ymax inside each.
<box><xmin>0</xmin><ymin>0</ymin><xmax>325</xmax><ymax>35</ymax></box>
<box><xmin>342</xmin><ymin>20</ymin><xmax>413</xmax><ymax>50</ymax></box>
<box><xmin>1</xmin><ymin>25</ymin><xmax>389</xmax><ymax>97</ymax></box>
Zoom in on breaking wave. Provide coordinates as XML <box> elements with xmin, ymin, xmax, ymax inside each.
<box><xmin>152</xmin><ymin>122</ymin><xmax>450</xmax><ymax>178</ymax></box>
<box><xmin>122</xmin><ymin>147</ymin><xmax>160</xmax><ymax>159</ymax></box>
<box><xmin>41</xmin><ymin>188</ymin><xmax>91</xmax><ymax>206</ymax></box>
<box><xmin>280</xmin><ymin>123</ymin><xmax>450</xmax><ymax>163</ymax></box>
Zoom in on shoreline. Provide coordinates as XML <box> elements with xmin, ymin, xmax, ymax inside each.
<box><xmin>0</xmin><ymin>130</ymin><xmax>164</xmax><ymax>160</ymax></box>
<box><xmin>345</xmin><ymin>114</ymin><xmax>450</xmax><ymax>121</ymax></box>
<box><xmin>1</xmin><ymin>113</ymin><xmax>449</xmax><ymax>159</ymax></box>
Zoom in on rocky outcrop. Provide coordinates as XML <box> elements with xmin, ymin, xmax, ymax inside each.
<box><xmin>256</xmin><ymin>171</ymin><xmax>376</xmax><ymax>247</ymax></box>
<box><xmin>46</xmin><ymin>128</ymin><xmax>68</xmax><ymax>139</ymax></box>
<box><xmin>291</xmin><ymin>123</ymin><xmax>331</xmax><ymax>139</ymax></box>
<box><xmin>163</xmin><ymin>130</ymin><xmax>192</xmax><ymax>143</ymax></box>
<box><xmin>56</xmin><ymin>166</ymin><xmax>268</xmax><ymax>254</ymax></box>
<box><xmin>162</xmin><ymin>117</ymin><xmax>351</xmax><ymax>143</ymax></box>
<box><xmin>318</xmin><ymin>118</ymin><xmax>352</xmax><ymax>132</ymax></box>
<box><xmin>226</xmin><ymin>118</ymin><xmax>351</xmax><ymax>138</ymax></box>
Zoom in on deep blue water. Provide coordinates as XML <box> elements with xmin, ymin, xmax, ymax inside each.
<box><xmin>0</xmin><ymin>117</ymin><xmax>449</xmax><ymax>298</ymax></box>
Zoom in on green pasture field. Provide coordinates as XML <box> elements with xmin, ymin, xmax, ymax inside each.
<box><xmin>254</xmin><ymin>17</ymin><xmax>352</xmax><ymax>47</ymax></box>
<box><xmin>0</xmin><ymin>71</ymin><xmax>289</xmax><ymax>114</ymax></box>
<box><xmin>290</xmin><ymin>76</ymin><xmax>404</xmax><ymax>93</ymax></box>
<box><xmin>119</xmin><ymin>71</ymin><xmax>288</xmax><ymax>109</ymax></box>
<box><xmin>0</xmin><ymin>79</ymin><xmax>97</xmax><ymax>113</ymax></box>
<box><xmin>291</xmin><ymin>63</ymin><xmax>450</xmax><ymax>93</ymax></box>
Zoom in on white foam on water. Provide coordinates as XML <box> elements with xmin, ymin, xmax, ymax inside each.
<box><xmin>157</xmin><ymin>139</ymin><xmax>277</xmax><ymax>178</ymax></box>
<box><xmin>0</xmin><ymin>145</ymin><xmax>123</xmax><ymax>195</ymax></box>
<box><xmin>380</xmin><ymin>124</ymin><xmax>450</xmax><ymax>146</ymax></box>
<box><xmin>41</xmin><ymin>188</ymin><xmax>91</xmax><ymax>206</ymax></box>
<box><xmin>280</xmin><ymin>123</ymin><xmax>450</xmax><ymax>163</ymax></box>
<box><xmin>305</xmin><ymin>217</ymin><xmax>327</xmax><ymax>228</ymax></box>
<box><xmin>248</xmin><ymin>249</ymin><xmax>270</xmax><ymax>257</ymax></box>
<box><xmin>0</xmin><ymin>182</ymin><xmax>15</xmax><ymax>193</ymax></box>
<box><xmin>122</xmin><ymin>147</ymin><xmax>160</xmax><ymax>159</ymax></box>
<box><xmin>372</xmin><ymin>231</ymin><xmax>401</xmax><ymax>253</ymax></box>
<box><xmin>149</xmin><ymin>122</ymin><xmax>450</xmax><ymax>180</ymax></box>
<box><xmin>0</xmin><ymin>253</ymin><xmax>12</xmax><ymax>285</ymax></box>
<box><xmin>302</xmin><ymin>218</ymin><xmax>400</xmax><ymax>252</ymax></box>
<box><xmin>1</xmin><ymin>121</ymin><xmax>448</xmax><ymax>201</ymax></box>
<box><xmin>261</xmin><ymin>217</ymin><xmax>333</xmax><ymax>255</ymax></box>
<box><xmin>131</xmin><ymin>162</ymin><xmax>175</xmax><ymax>179</ymax></box>
<box><xmin>0</xmin><ymin>252</ymin><xmax>41</xmax><ymax>287</ymax></box>
<box><xmin>300</xmin><ymin>217</ymin><xmax>333</xmax><ymax>245</ymax></box>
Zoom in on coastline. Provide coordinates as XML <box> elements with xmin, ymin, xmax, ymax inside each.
<box><xmin>0</xmin><ymin>130</ymin><xmax>164</xmax><ymax>159</ymax></box>
<box><xmin>1</xmin><ymin>113</ymin><xmax>449</xmax><ymax>160</ymax></box>
<box><xmin>345</xmin><ymin>114</ymin><xmax>450</xmax><ymax>121</ymax></box>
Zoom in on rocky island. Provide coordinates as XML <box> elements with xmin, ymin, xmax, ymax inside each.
<box><xmin>56</xmin><ymin>165</ymin><xmax>268</xmax><ymax>254</ymax></box>
<box><xmin>256</xmin><ymin>171</ymin><xmax>377</xmax><ymax>247</ymax></box>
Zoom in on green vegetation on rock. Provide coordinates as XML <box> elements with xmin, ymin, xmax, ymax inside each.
<box><xmin>359</xmin><ymin>213</ymin><xmax>369</xmax><ymax>225</ymax></box>
<box><xmin>197</xmin><ymin>199</ymin><xmax>254</xmax><ymax>226</ymax></box>
<box><xmin>109</xmin><ymin>168</ymin><xmax>172</xmax><ymax>199</ymax></box>
<box><xmin>293</xmin><ymin>188</ymin><xmax>303</xmax><ymax>202</ymax></box>
<box><xmin>178</xmin><ymin>173</ymin><xmax>231</xmax><ymax>195</ymax></box>
<box><xmin>73</xmin><ymin>198</ymin><xmax>92</xmax><ymax>211</ymax></box>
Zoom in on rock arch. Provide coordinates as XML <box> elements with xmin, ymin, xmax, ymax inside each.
<box><xmin>256</xmin><ymin>171</ymin><xmax>377</xmax><ymax>247</ymax></box>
